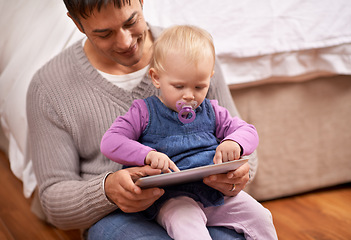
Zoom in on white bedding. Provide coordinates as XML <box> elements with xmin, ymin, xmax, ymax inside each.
<box><xmin>143</xmin><ymin>0</ymin><xmax>351</xmax><ymax>86</ymax></box>
<box><xmin>0</xmin><ymin>1</ymin><xmax>83</xmax><ymax>197</ymax></box>
<box><xmin>1</xmin><ymin>0</ymin><xmax>351</xmax><ymax>197</ymax></box>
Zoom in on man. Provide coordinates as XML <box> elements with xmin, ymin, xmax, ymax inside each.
<box><xmin>27</xmin><ymin>0</ymin><xmax>256</xmax><ymax>239</ymax></box>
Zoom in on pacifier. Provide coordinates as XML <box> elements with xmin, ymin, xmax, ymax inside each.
<box><xmin>176</xmin><ymin>100</ymin><xmax>198</xmax><ymax>124</ymax></box>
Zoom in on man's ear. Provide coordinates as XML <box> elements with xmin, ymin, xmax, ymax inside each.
<box><xmin>149</xmin><ymin>68</ymin><xmax>161</xmax><ymax>89</ymax></box>
<box><xmin>67</xmin><ymin>12</ymin><xmax>85</xmax><ymax>33</ymax></box>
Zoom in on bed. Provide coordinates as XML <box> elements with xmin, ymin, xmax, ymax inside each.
<box><xmin>1</xmin><ymin>0</ymin><xmax>351</xmax><ymax>200</ymax></box>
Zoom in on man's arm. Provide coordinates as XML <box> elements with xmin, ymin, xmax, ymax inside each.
<box><xmin>27</xmin><ymin>77</ymin><xmax>121</xmax><ymax>229</ymax></box>
<box><xmin>211</xmin><ymin>100</ymin><xmax>259</xmax><ymax>157</ymax></box>
<box><xmin>205</xmin><ymin>59</ymin><xmax>258</xmax><ymax>194</ymax></box>
<box><xmin>27</xmin><ymin>77</ymin><xmax>165</xmax><ymax>230</ymax></box>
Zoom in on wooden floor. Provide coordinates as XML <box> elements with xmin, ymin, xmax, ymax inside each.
<box><xmin>262</xmin><ymin>184</ymin><xmax>351</xmax><ymax>240</ymax></box>
<box><xmin>0</xmin><ymin>150</ymin><xmax>350</xmax><ymax>240</ymax></box>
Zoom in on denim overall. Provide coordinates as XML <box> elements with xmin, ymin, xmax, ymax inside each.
<box><xmin>140</xmin><ymin>96</ymin><xmax>224</xmax><ymax>219</ymax></box>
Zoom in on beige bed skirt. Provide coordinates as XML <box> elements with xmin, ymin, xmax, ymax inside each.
<box><xmin>1</xmin><ymin>75</ymin><xmax>350</xmax><ymax>201</ymax></box>
<box><xmin>231</xmin><ymin>75</ymin><xmax>351</xmax><ymax>201</ymax></box>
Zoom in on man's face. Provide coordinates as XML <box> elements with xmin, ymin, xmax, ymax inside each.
<box><xmin>76</xmin><ymin>0</ymin><xmax>148</xmax><ymax>68</ymax></box>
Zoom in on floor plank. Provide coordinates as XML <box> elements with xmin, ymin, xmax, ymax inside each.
<box><xmin>0</xmin><ymin>151</ymin><xmax>80</xmax><ymax>240</ymax></box>
<box><xmin>262</xmin><ymin>184</ymin><xmax>351</xmax><ymax>240</ymax></box>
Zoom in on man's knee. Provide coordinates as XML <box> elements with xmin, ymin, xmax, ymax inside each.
<box><xmin>88</xmin><ymin>210</ymin><xmax>171</xmax><ymax>240</ymax></box>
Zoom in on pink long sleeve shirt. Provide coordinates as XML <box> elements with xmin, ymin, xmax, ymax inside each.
<box><xmin>101</xmin><ymin>99</ymin><xmax>259</xmax><ymax>166</ymax></box>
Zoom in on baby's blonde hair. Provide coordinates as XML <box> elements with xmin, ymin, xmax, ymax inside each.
<box><xmin>150</xmin><ymin>25</ymin><xmax>215</xmax><ymax>73</ymax></box>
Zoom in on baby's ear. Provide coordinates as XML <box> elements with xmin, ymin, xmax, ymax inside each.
<box><xmin>149</xmin><ymin>68</ymin><xmax>161</xmax><ymax>88</ymax></box>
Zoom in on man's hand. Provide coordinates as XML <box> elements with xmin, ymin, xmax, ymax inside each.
<box><xmin>145</xmin><ymin>151</ymin><xmax>180</xmax><ymax>173</ymax></box>
<box><xmin>203</xmin><ymin>162</ymin><xmax>250</xmax><ymax>196</ymax></box>
<box><xmin>104</xmin><ymin>166</ymin><xmax>165</xmax><ymax>213</ymax></box>
<box><xmin>213</xmin><ymin>140</ymin><xmax>241</xmax><ymax>164</ymax></box>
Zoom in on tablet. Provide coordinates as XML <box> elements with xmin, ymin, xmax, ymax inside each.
<box><xmin>134</xmin><ymin>158</ymin><xmax>249</xmax><ymax>188</ymax></box>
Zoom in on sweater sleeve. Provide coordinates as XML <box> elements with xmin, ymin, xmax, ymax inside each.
<box><xmin>207</xmin><ymin>62</ymin><xmax>259</xmax><ymax>180</ymax></box>
<box><xmin>27</xmin><ymin>76</ymin><xmax>118</xmax><ymax>230</ymax></box>
<box><xmin>100</xmin><ymin>99</ymin><xmax>153</xmax><ymax>166</ymax></box>
<box><xmin>211</xmin><ymin>100</ymin><xmax>259</xmax><ymax>156</ymax></box>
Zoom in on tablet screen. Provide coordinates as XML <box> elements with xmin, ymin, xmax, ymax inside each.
<box><xmin>135</xmin><ymin>158</ymin><xmax>248</xmax><ymax>188</ymax></box>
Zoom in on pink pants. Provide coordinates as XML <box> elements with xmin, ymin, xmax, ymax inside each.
<box><xmin>156</xmin><ymin>191</ymin><xmax>278</xmax><ymax>240</ymax></box>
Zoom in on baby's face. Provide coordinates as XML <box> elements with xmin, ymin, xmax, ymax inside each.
<box><xmin>150</xmin><ymin>52</ymin><xmax>214</xmax><ymax>112</ymax></box>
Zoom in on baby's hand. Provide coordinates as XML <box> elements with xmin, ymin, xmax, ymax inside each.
<box><xmin>145</xmin><ymin>151</ymin><xmax>180</xmax><ymax>173</ymax></box>
<box><xmin>213</xmin><ymin>140</ymin><xmax>242</xmax><ymax>164</ymax></box>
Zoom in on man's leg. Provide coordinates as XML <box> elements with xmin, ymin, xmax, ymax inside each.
<box><xmin>208</xmin><ymin>226</ymin><xmax>245</xmax><ymax>240</ymax></box>
<box><xmin>87</xmin><ymin>210</ymin><xmax>171</xmax><ymax>240</ymax></box>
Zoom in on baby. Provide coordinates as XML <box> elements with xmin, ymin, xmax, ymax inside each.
<box><xmin>101</xmin><ymin>25</ymin><xmax>277</xmax><ymax>240</ymax></box>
